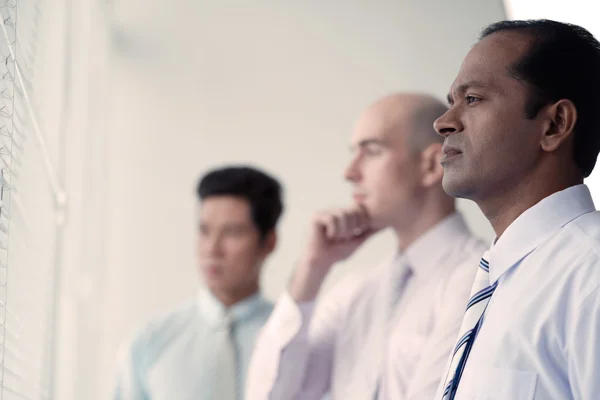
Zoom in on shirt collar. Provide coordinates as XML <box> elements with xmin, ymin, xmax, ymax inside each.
<box><xmin>197</xmin><ymin>288</ymin><xmax>268</xmax><ymax>328</ymax></box>
<box><xmin>488</xmin><ymin>184</ymin><xmax>596</xmax><ymax>285</ymax></box>
<box><xmin>402</xmin><ymin>212</ymin><xmax>472</xmax><ymax>278</ymax></box>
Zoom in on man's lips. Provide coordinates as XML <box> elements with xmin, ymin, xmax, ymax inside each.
<box><xmin>441</xmin><ymin>145</ymin><xmax>462</xmax><ymax>163</ymax></box>
<box><xmin>442</xmin><ymin>145</ymin><xmax>462</xmax><ymax>156</ymax></box>
<box><xmin>353</xmin><ymin>193</ymin><xmax>367</xmax><ymax>202</ymax></box>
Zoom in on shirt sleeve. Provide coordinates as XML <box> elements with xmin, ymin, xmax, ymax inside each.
<box><xmin>567</xmin><ymin>284</ymin><xmax>600</xmax><ymax>400</ymax></box>
<box><xmin>404</xmin><ymin>258</ymin><xmax>476</xmax><ymax>400</ymax></box>
<box><xmin>246</xmin><ymin>282</ymin><xmax>353</xmax><ymax>400</ymax></box>
<box><xmin>112</xmin><ymin>334</ymin><xmax>150</xmax><ymax>400</ymax></box>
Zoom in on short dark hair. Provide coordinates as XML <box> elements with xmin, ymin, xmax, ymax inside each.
<box><xmin>197</xmin><ymin>165</ymin><xmax>283</xmax><ymax>239</ymax></box>
<box><xmin>481</xmin><ymin>19</ymin><xmax>600</xmax><ymax>177</ymax></box>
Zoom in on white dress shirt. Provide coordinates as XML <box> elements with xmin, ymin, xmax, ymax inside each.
<box><xmin>113</xmin><ymin>289</ymin><xmax>273</xmax><ymax>400</ymax></box>
<box><xmin>246</xmin><ymin>213</ymin><xmax>487</xmax><ymax>400</ymax></box>
<box><xmin>444</xmin><ymin>184</ymin><xmax>600</xmax><ymax>400</ymax></box>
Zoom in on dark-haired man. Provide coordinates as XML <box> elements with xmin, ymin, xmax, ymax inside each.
<box><xmin>435</xmin><ymin>19</ymin><xmax>600</xmax><ymax>399</ymax></box>
<box><xmin>113</xmin><ymin>166</ymin><xmax>283</xmax><ymax>400</ymax></box>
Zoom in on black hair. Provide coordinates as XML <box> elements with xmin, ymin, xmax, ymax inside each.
<box><xmin>481</xmin><ymin>19</ymin><xmax>600</xmax><ymax>177</ymax></box>
<box><xmin>197</xmin><ymin>166</ymin><xmax>283</xmax><ymax>239</ymax></box>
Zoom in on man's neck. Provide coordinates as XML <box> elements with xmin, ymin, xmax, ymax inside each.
<box><xmin>393</xmin><ymin>201</ymin><xmax>456</xmax><ymax>251</ymax></box>
<box><xmin>211</xmin><ymin>284</ymin><xmax>259</xmax><ymax>308</ymax></box>
<box><xmin>478</xmin><ymin>174</ymin><xmax>583</xmax><ymax>239</ymax></box>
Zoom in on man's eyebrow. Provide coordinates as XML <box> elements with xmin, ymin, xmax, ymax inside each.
<box><xmin>223</xmin><ymin>222</ymin><xmax>251</xmax><ymax>229</ymax></box>
<box><xmin>350</xmin><ymin>138</ymin><xmax>387</xmax><ymax>150</ymax></box>
<box><xmin>447</xmin><ymin>81</ymin><xmax>489</xmax><ymax>105</ymax></box>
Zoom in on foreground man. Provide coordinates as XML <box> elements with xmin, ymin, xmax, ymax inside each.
<box><xmin>246</xmin><ymin>93</ymin><xmax>487</xmax><ymax>399</ymax></box>
<box><xmin>114</xmin><ymin>166</ymin><xmax>283</xmax><ymax>400</ymax></box>
<box><xmin>435</xmin><ymin>19</ymin><xmax>600</xmax><ymax>400</ymax></box>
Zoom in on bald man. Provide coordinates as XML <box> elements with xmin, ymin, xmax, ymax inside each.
<box><xmin>246</xmin><ymin>93</ymin><xmax>487</xmax><ymax>400</ymax></box>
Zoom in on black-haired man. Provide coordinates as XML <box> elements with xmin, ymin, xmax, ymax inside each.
<box><xmin>435</xmin><ymin>19</ymin><xmax>600</xmax><ymax>399</ymax></box>
<box><xmin>114</xmin><ymin>166</ymin><xmax>283</xmax><ymax>400</ymax></box>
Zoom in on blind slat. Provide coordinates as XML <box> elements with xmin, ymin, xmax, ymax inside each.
<box><xmin>0</xmin><ymin>1</ymin><xmax>62</xmax><ymax>399</ymax></box>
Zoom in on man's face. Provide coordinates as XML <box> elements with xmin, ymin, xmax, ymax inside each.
<box><xmin>434</xmin><ymin>31</ymin><xmax>547</xmax><ymax>201</ymax></box>
<box><xmin>197</xmin><ymin>196</ymin><xmax>270</xmax><ymax>294</ymax></box>
<box><xmin>344</xmin><ymin>106</ymin><xmax>423</xmax><ymax>230</ymax></box>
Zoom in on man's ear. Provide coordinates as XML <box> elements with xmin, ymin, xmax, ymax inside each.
<box><xmin>539</xmin><ymin>99</ymin><xmax>577</xmax><ymax>153</ymax></box>
<box><xmin>420</xmin><ymin>142</ymin><xmax>444</xmax><ymax>188</ymax></box>
<box><xmin>261</xmin><ymin>230</ymin><xmax>277</xmax><ymax>255</ymax></box>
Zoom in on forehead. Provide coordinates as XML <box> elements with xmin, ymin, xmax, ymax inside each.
<box><xmin>351</xmin><ymin>104</ymin><xmax>410</xmax><ymax>146</ymax></box>
<box><xmin>199</xmin><ymin>196</ymin><xmax>252</xmax><ymax>224</ymax></box>
<box><xmin>452</xmin><ymin>31</ymin><xmax>532</xmax><ymax>91</ymax></box>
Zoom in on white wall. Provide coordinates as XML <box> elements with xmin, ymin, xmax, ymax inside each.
<box><xmin>54</xmin><ymin>1</ymin><xmax>112</xmax><ymax>399</ymax></box>
<box><xmin>502</xmin><ymin>0</ymin><xmax>600</xmax><ymax>203</ymax></box>
<box><xmin>90</xmin><ymin>1</ymin><xmax>506</xmax><ymax>398</ymax></box>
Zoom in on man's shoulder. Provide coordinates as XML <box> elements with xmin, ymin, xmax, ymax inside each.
<box><xmin>446</xmin><ymin>211</ymin><xmax>489</xmax><ymax>257</ymax></box>
<box><xmin>114</xmin><ymin>299</ymin><xmax>198</xmax><ymax>375</ymax></box>
<box><xmin>125</xmin><ymin>299</ymin><xmax>198</xmax><ymax>355</ymax></box>
<box><xmin>433</xmin><ymin>232</ymin><xmax>488</xmax><ymax>305</ymax></box>
<box><xmin>336</xmin><ymin>254</ymin><xmax>393</xmax><ymax>288</ymax></box>
<box><xmin>524</xmin><ymin>211</ymin><xmax>600</xmax><ymax>301</ymax></box>
<box><xmin>539</xmin><ymin>210</ymin><xmax>600</xmax><ymax>268</ymax></box>
<box><xmin>318</xmin><ymin>254</ymin><xmax>393</xmax><ymax>309</ymax></box>
<box><xmin>444</xmin><ymin>232</ymin><xmax>488</xmax><ymax>277</ymax></box>
<box><xmin>566</xmin><ymin>210</ymin><xmax>600</xmax><ymax>255</ymax></box>
<box><xmin>250</xmin><ymin>296</ymin><xmax>275</xmax><ymax>322</ymax></box>
<box><xmin>464</xmin><ymin>233</ymin><xmax>489</xmax><ymax>255</ymax></box>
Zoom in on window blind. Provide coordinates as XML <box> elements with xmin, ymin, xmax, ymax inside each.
<box><xmin>0</xmin><ymin>0</ymin><xmax>66</xmax><ymax>398</ymax></box>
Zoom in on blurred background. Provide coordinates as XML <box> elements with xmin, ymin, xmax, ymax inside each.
<box><xmin>0</xmin><ymin>0</ymin><xmax>598</xmax><ymax>398</ymax></box>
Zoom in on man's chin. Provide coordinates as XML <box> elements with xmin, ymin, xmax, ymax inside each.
<box><xmin>201</xmin><ymin>271</ymin><xmax>227</xmax><ymax>288</ymax></box>
<box><xmin>205</xmin><ymin>280</ymin><xmax>232</xmax><ymax>295</ymax></box>
<box><xmin>442</xmin><ymin>174</ymin><xmax>472</xmax><ymax>199</ymax></box>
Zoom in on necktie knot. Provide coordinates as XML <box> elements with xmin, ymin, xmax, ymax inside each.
<box><xmin>220</xmin><ymin>312</ymin><xmax>233</xmax><ymax>332</ymax></box>
<box><xmin>479</xmin><ymin>256</ymin><xmax>490</xmax><ymax>272</ymax></box>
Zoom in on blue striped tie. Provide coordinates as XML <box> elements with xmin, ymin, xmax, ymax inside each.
<box><xmin>440</xmin><ymin>252</ymin><xmax>496</xmax><ymax>400</ymax></box>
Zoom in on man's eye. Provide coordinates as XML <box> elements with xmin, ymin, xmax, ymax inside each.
<box><xmin>466</xmin><ymin>95</ymin><xmax>481</xmax><ymax>104</ymax></box>
<box><xmin>365</xmin><ymin>146</ymin><xmax>382</xmax><ymax>156</ymax></box>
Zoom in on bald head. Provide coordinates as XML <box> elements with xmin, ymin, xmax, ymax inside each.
<box><xmin>346</xmin><ymin>92</ymin><xmax>455</xmax><ymax>237</ymax></box>
<box><xmin>361</xmin><ymin>93</ymin><xmax>448</xmax><ymax>153</ymax></box>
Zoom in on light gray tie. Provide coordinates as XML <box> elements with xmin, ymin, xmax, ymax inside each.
<box><xmin>211</xmin><ymin>312</ymin><xmax>238</xmax><ymax>400</ymax></box>
<box><xmin>374</xmin><ymin>262</ymin><xmax>413</xmax><ymax>400</ymax></box>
